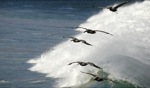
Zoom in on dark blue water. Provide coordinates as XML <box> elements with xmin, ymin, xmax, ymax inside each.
<box><xmin>0</xmin><ymin>0</ymin><xmax>141</xmax><ymax>88</ymax></box>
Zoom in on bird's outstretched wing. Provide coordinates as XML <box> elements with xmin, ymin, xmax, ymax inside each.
<box><xmin>67</xmin><ymin>26</ymin><xmax>92</xmax><ymax>31</ymax></box>
<box><xmin>68</xmin><ymin>62</ymin><xmax>79</xmax><ymax>65</ymax></box>
<box><xmin>63</xmin><ymin>26</ymin><xmax>90</xmax><ymax>30</ymax></box>
<box><xmin>104</xmin><ymin>78</ymin><xmax>118</xmax><ymax>84</ymax></box>
<box><xmin>68</xmin><ymin>37</ymin><xmax>77</xmax><ymax>40</ymax></box>
<box><xmin>80</xmin><ymin>71</ymin><xmax>97</xmax><ymax>77</ymax></box>
<box><xmin>98</xmin><ymin>7</ymin><xmax>106</xmax><ymax>9</ymax></box>
<box><xmin>80</xmin><ymin>40</ymin><xmax>93</xmax><ymax>46</ymax></box>
<box><xmin>77</xmin><ymin>27</ymin><xmax>91</xmax><ymax>30</ymax></box>
<box><xmin>87</xmin><ymin>62</ymin><xmax>102</xmax><ymax>69</ymax></box>
<box><xmin>69</xmin><ymin>37</ymin><xmax>75</xmax><ymax>39</ymax></box>
<box><xmin>95</xmin><ymin>30</ymin><xmax>113</xmax><ymax>36</ymax></box>
<box><xmin>91</xmin><ymin>5</ymin><xmax>106</xmax><ymax>9</ymax></box>
<box><xmin>62</xmin><ymin>36</ymin><xmax>75</xmax><ymax>39</ymax></box>
<box><xmin>114</xmin><ymin>1</ymin><xmax>128</xmax><ymax>9</ymax></box>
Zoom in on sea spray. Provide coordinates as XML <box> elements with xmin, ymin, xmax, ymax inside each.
<box><xmin>28</xmin><ymin>1</ymin><xmax>150</xmax><ymax>87</ymax></box>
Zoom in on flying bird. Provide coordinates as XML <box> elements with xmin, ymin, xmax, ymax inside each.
<box><xmin>68</xmin><ymin>61</ymin><xmax>102</xmax><ymax>69</ymax></box>
<box><xmin>69</xmin><ymin>37</ymin><xmax>93</xmax><ymax>46</ymax></box>
<box><xmin>98</xmin><ymin>1</ymin><xmax>128</xmax><ymax>12</ymax></box>
<box><xmin>107</xmin><ymin>1</ymin><xmax>128</xmax><ymax>12</ymax></box>
<box><xmin>75</xmin><ymin>27</ymin><xmax>113</xmax><ymax>36</ymax></box>
<box><xmin>80</xmin><ymin>71</ymin><xmax>116</xmax><ymax>83</ymax></box>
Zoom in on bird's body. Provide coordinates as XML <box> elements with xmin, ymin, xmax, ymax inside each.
<box><xmin>84</xmin><ymin>29</ymin><xmax>96</xmax><ymax>34</ymax></box>
<box><xmin>69</xmin><ymin>37</ymin><xmax>93</xmax><ymax>46</ymax></box>
<box><xmin>70</xmin><ymin>38</ymin><xmax>81</xmax><ymax>43</ymax></box>
<box><xmin>107</xmin><ymin>7</ymin><xmax>117</xmax><ymax>12</ymax></box>
<box><xmin>94</xmin><ymin>77</ymin><xmax>107</xmax><ymax>82</ymax></box>
<box><xmin>68</xmin><ymin>61</ymin><xmax>102</xmax><ymax>69</ymax></box>
<box><xmin>75</xmin><ymin>27</ymin><xmax>113</xmax><ymax>36</ymax></box>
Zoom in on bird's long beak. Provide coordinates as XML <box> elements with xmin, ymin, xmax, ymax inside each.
<box><xmin>68</xmin><ymin>63</ymin><xmax>71</xmax><ymax>65</ymax></box>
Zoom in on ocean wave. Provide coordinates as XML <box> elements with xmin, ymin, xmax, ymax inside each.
<box><xmin>28</xmin><ymin>1</ymin><xmax>150</xmax><ymax>88</ymax></box>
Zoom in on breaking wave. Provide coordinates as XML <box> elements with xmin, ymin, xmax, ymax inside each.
<box><xmin>28</xmin><ymin>1</ymin><xmax>150</xmax><ymax>88</ymax></box>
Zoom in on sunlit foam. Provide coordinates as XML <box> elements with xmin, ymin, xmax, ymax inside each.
<box><xmin>28</xmin><ymin>1</ymin><xmax>150</xmax><ymax>87</ymax></box>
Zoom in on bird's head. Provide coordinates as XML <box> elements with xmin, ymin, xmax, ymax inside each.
<box><xmin>84</xmin><ymin>29</ymin><xmax>90</xmax><ymax>33</ymax></box>
<box><xmin>83</xmin><ymin>30</ymin><xmax>87</xmax><ymax>33</ymax></box>
<box><xmin>70</xmin><ymin>39</ymin><xmax>74</xmax><ymax>41</ymax></box>
<box><xmin>68</xmin><ymin>63</ymin><xmax>71</xmax><ymax>65</ymax></box>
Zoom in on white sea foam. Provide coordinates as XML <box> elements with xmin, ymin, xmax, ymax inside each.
<box><xmin>0</xmin><ymin>80</ymin><xmax>9</xmax><ymax>84</ymax></box>
<box><xmin>28</xmin><ymin>1</ymin><xmax>150</xmax><ymax>87</ymax></box>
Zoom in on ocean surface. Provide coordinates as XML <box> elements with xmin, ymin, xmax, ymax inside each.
<box><xmin>0</xmin><ymin>0</ymin><xmax>150</xmax><ymax>88</ymax></box>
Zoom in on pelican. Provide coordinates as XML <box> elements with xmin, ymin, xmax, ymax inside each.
<box><xmin>98</xmin><ymin>1</ymin><xmax>128</xmax><ymax>12</ymax></box>
<box><xmin>68</xmin><ymin>61</ymin><xmax>102</xmax><ymax>69</ymax></box>
<box><xmin>107</xmin><ymin>1</ymin><xmax>128</xmax><ymax>12</ymax></box>
<box><xmin>80</xmin><ymin>71</ymin><xmax>116</xmax><ymax>83</ymax></box>
<box><xmin>69</xmin><ymin>37</ymin><xmax>92</xmax><ymax>46</ymax></box>
<box><xmin>76</xmin><ymin>27</ymin><xmax>113</xmax><ymax>36</ymax></box>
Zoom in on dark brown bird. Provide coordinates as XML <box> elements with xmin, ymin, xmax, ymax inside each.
<box><xmin>80</xmin><ymin>71</ymin><xmax>116</xmax><ymax>83</ymax></box>
<box><xmin>107</xmin><ymin>1</ymin><xmax>128</xmax><ymax>12</ymax></box>
<box><xmin>68</xmin><ymin>61</ymin><xmax>102</xmax><ymax>69</ymax></box>
<box><xmin>69</xmin><ymin>37</ymin><xmax>93</xmax><ymax>46</ymax></box>
<box><xmin>76</xmin><ymin>27</ymin><xmax>113</xmax><ymax>36</ymax></box>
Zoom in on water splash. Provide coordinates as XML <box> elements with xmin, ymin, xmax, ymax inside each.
<box><xmin>28</xmin><ymin>1</ymin><xmax>150</xmax><ymax>87</ymax></box>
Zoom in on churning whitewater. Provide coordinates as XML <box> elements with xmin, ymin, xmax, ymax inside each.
<box><xmin>28</xmin><ymin>1</ymin><xmax>150</xmax><ymax>88</ymax></box>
